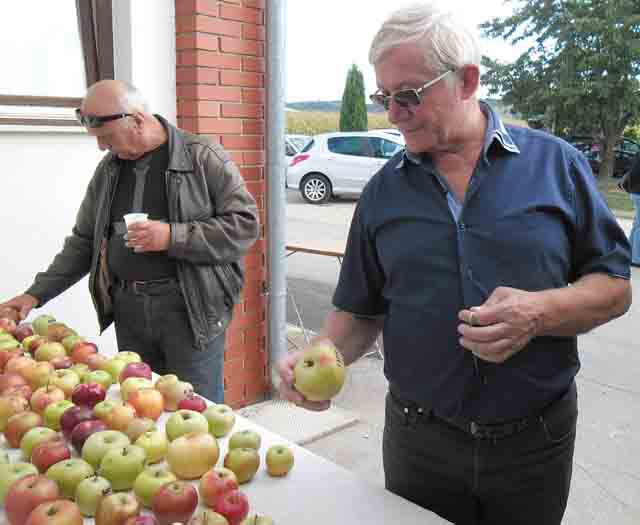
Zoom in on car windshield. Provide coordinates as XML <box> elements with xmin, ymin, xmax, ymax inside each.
<box><xmin>300</xmin><ymin>139</ymin><xmax>314</xmax><ymax>153</ymax></box>
<box><xmin>288</xmin><ymin>136</ymin><xmax>310</xmax><ymax>150</ymax></box>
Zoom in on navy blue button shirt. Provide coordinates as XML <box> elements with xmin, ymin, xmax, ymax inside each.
<box><xmin>333</xmin><ymin>103</ymin><xmax>631</xmax><ymax>423</ymax></box>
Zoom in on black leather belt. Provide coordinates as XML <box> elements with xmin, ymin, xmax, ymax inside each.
<box><xmin>389</xmin><ymin>387</ymin><xmax>552</xmax><ymax>440</ymax></box>
<box><xmin>115</xmin><ymin>277</ymin><xmax>178</xmax><ymax>294</ymax></box>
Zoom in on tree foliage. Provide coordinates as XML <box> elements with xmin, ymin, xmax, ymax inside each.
<box><xmin>481</xmin><ymin>0</ymin><xmax>640</xmax><ymax>178</ymax></box>
<box><xmin>339</xmin><ymin>64</ymin><xmax>368</xmax><ymax>132</ymax></box>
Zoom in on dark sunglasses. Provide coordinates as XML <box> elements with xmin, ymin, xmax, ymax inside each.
<box><xmin>369</xmin><ymin>69</ymin><xmax>455</xmax><ymax>110</ymax></box>
<box><xmin>75</xmin><ymin>108</ymin><xmax>132</xmax><ymax>128</ymax></box>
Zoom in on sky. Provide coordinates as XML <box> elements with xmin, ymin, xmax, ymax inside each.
<box><xmin>285</xmin><ymin>0</ymin><xmax>530</xmax><ymax>102</ymax></box>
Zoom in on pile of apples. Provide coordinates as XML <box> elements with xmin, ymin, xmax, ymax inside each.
<box><xmin>0</xmin><ymin>312</ymin><xmax>292</xmax><ymax>525</ymax></box>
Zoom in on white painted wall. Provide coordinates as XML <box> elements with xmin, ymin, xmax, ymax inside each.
<box><xmin>0</xmin><ymin>1</ymin><xmax>176</xmax><ymax>356</ymax></box>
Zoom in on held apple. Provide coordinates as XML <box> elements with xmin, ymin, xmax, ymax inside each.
<box><xmin>24</xmin><ymin>499</ymin><xmax>84</xmax><ymax>525</ymax></box>
<box><xmin>45</xmin><ymin>457</ymin><xmax>95</xmax><ymax>499</ymax></box>
<box><xmin>82</xmin><ymin>429</ymin><xmax>131</xmax><ymax>468</ymax></box>
<box><xmin>223</xmin><ymin>448</ymin><xmax>260</xmax><ymax>484</ymax></box>
<box><xmin>5</xmin><ymin>474</ymin><xmax>61</xmax><ymax>525</ymax></box>
<box><xmin>166</xmin><ymin>432</ymin><xmax>219</xmax><ymax>480</ymax></box>
<box><xmin>20</xmin><ymin>426</ymin><xmax>57</xmax><ymax>459</ymax></box>
<box><xmin>165</xmin><ymin>409</ymin><xmax>209</xmax><ymax>441</ymax></box>
<box><xmin>71</xmin><ymin>419</ymin><xmax>108</xmax><ymax>453</ymax></box>
<box><xmin>5</xmin><ymin>410</ymin><xmax>44</xmax><ymax>448</ymax></box>
<box><xmin>203</xmin><ymin>404</ymin><xmax>236</xmax><ymax>438</ymax></box>
<box><xmin>214</xmin><ymin>489</ymin><xmax>249</xmax><ymax>525</ymax></box>
<box><xmin>43</xmin><ymin>399</ymin><xmax>75</xmax><ymax>430</ymax></box>
<box><xmin>135</xmin><ymin>428</ymin><xmax>169</xmax><ymax>464</ymax></box>
<box><xmin>151</xmin><ymin>480</ymin><xmax>199</xmax><ymax>525</ymax></box>
<box><xmin>265</xmin><ymin>444</ymin><xmax>295</xmax><ymax>477</ymax></box>
<box><xmin>228</xmin><ymin>429</ymin><xmax>261</xmax><ymax>451</ymax></box>
<box><xmin>95</xmin><ymin>492</ymin><xmax>141</xmax><ymax>525</ymax></box>
<box><xmin>31</xmin><ymin>435</ymin><xmax>72</xmax><ymax>473</ymax></box>
<box><xmin>0</xmin><ymin>461</ymin><xmax>39</xmax><ymax>504</ymax></box>
<box><xmin>98</xmin><ymin>444</ymin><xmax>147</xmax><ymax>491</ymax></box>
<box><xmin>128</xmin><ymin>388</ymin><xmax>164</xmax><ymax>421</ymax></box>
<box><xmin>293</xmin><ymin>340</ymin><xmax>346</xmax><ymax>401</ymax></box>
<box><xmin>199</xmin><ymin>467</ymin><xmax>239</xmax><ymax>508</ymax></box>
<box><xmin>75</xmin><ymin>475</ymin><xmax>112</xmax><ymax>517</ymax></box>
<box><xmin>133</xmin><ymin>464</ymin><xmax>177</xmax><ymax>508</ymax></box>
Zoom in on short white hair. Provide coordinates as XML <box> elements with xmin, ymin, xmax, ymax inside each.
<box><xmin>369</xmin><ymin>3</ymin><xmax>481</xmax><ymax>73</ymax></box>
<box><xmin>118</xmin><ymin>83</ymin><xmax>150</xmax><ymax>114</ymax></box>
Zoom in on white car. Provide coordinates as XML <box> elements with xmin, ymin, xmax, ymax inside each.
<box><xmin>286</xmin><ymin>131</ymin><xmax>405</xmax><ymax>204</ymax></box>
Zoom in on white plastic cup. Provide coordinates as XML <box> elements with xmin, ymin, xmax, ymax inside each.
<box><xmin>123</xmin><ymin>213</ymin><xmax>148</xmax><ymax>228</ymax></box>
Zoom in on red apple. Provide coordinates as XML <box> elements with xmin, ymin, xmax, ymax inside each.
<box><xmin>0</xmin><ymin>347</ymin><xmax>25</xmax><ymax>372</ymax></box>
<box><xmin>119</xmin><ymin>362</ymin><xmax>152</xmax><ymax>383</ymax></box>
<box><xmin>13</xmin><ymin>323</ymin><xmax>34</xmax><ymax>342</ymax></box>
<box><xmin>5</xmin><ymin>355</ymin><xmax>36</xmax><ymax>378</ymax></box>
<box><xmin>103</xmin><ymin>403</ymin><xmax>137</xmax><ymax>432</ymax></box>
<box><xmin>95</xmin><ymin>492</ymin><xmax>141</xmax><ymax>525</ymax></box>
<box><xmin>50</xmin><ymin>356</ymin><xmax>74</xmax><ymax>370</ymax></box>
<box><xmin>151</xmin><ymin>481</ymin><xmax>199</xmax><ymax>525</ymax></box>
<box><xmin>0</xmin><ymin>371</ymin><xmax>28</xmax><ymax>393</ymax></box>
<box><xmin>214</xmin><ymin>489</ymin><xmax>249</xmax><ymax>525</ymax></box>
<box><xmin>30</xmin><ymin>385</ymin><xmax>66</xmax><ymax>415</ymax></box>
<box><xmin>199</xmin><ymin>467</ymin><xmax>239</xmax><ymax>508</ymax></box>
<box><xmin>5</xmin><ymin>410</ymin><xmax>44</xmax><ymax>448</ymax></box>
<box><xmin>0</xmin><ymin>394</ymin><xmax>30</xmax><ymax>431</ymax></box>
<box><xmin>5</xmin><ymin>474</ymin><xmax>60</xmax><ymax>525</ymax></box>
<box><xmin>70</xmin><ymin>342</ymin><xmax>98</xmax><ymax>364</ymax></box>
<box><xmin>70</xmin><ymin>419</ymin><xmax>108</xmax><ymax>453</ymax></box>
<box><xmin>24</xmin><ymin>499</ymin><xmax>83</xmax><ymax>525</ymax></box>
<box><xmin>85</xmin><ymin>352</ymin><xmax>108</xmax><ymax>371</ymax></box>
<box><xmin>3</xmin><ymin>383</ymin><xmax>34</xmax><ymax>400</ymax></box>
<box><xmin>30</xmin><ymin>435</ymin><xmax>72</xmax><ymax>473</ymax></box>
<box><xmin>128</xmin><ymin>388</ymin><xmax>164</xmax><ymax>421</ymax></box>
<box><xmin>71</xmin><ymin>382</ymin><xmax>107</xmax><ymax>409</ymax></box>
<box><xmin>60</xmin><ymin>405</ymin><xmax>96</xmax><ymax>439</ymax></box>
<box><xmin>178</xmin><ymin>393</ymin><xmax>207</xmax><ymax>413</ymax></box>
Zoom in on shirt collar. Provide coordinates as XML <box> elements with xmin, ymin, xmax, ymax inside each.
<box><xmin>395</xmin><ymin>101</ymin><xmax>520</xmax><ymax>171</ymax></box>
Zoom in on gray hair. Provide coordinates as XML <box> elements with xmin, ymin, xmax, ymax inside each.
<box><xmin>369</xmin><ymin>3</ymin><xmax>481</xmax><ymax>73</ymax></box>
<box><xmin>118</xmin><ymin>83</ymin><xmax>150</xmax><ymax>114</ymax></box>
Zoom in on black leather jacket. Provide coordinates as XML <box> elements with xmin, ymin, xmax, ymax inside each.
<box><xmin>27</xmin><ymin>116</ymin><xmax>260</xmax><ymax>349</ymax></box>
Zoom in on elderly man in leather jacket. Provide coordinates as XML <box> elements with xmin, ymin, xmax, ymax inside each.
<box><xmin>0</xmin><ymin>80</ymin><xmax>260</xmax><ymax>402</ymax></box>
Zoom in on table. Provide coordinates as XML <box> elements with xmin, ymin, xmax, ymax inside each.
<box><xmin>286</xmin><ymin>242</ymin><xmax>384</xmax><ymax>359</ymax></box>
<box><xmin>0</xmin><ymin>379</ymin><xmax>447</xmax><ymax>524</ymax></box>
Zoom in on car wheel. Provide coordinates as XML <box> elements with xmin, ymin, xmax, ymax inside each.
<box><xmin>300</xmin><ymin>173</ymin><xmax>332</xmax><ymax>204</ymax></box>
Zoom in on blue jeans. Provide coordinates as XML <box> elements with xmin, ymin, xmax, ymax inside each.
<box><xmin>631</xmin><ymin>193</ymin><xmax>640</xmax><ymax>264</ymax></box>
<box><xmin>112</xmin><ymin>280</ymin><xmax>226</xmax><ymax>403</ymax></box>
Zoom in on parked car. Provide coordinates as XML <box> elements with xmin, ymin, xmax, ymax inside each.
<box><xmin>287</xmin><ymin>131</ymin><xmax>405</xmax><ymax>204</ymax></box>
<box><xmin>287</xmin><ymin>133</ymin><xmax>311</xmax><ymax>151</ymax></box>
<box><xmin>565</xmin><ymin>135</ymin><xmax>640</xmax><ymax>177</ymax></box>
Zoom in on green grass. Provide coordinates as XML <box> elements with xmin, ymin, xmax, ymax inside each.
<box><xmin>599</xmin><ymin>179</ymin><xmax>634</xmax><ymax>217</ymax></box>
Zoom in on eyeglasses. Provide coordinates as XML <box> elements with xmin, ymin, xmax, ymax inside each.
<box><xmin>75</xmin><ymin>108</ymin><xmax>132</xmax><ymax>128</ymax></box>
<box><xmin>369</xmin><ymin>69</ymin><xmax>455</xmax><ymax>110</ymax></box>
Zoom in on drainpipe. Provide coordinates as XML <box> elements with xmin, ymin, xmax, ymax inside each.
<box><xmin>265</xmin><ymin>0</ymin><xmax>288</xmax><ymax>393</ymax></box>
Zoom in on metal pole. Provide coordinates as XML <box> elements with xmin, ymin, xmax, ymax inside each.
<box><xmin>265</xmin><ymin>0</ymin><xmax>288</xmax><ymax>394</ymax></box>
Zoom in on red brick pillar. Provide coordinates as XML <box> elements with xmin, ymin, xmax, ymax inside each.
<box><xmin>175</xmin><ymin>0</ymin><xmax>268</xmax><ymax>408</ymax></box>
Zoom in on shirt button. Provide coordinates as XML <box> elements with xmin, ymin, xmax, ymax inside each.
<box><xmin>459</xmin><ymin>222</ymin><xmax>466</xmax><ymax>231</ymax></box>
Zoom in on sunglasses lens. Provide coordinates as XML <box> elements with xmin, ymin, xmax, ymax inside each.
<box><xmin>393</xmin><ymin>90</ymin><xmax>420</xmax><ymax>108</ymax></box>
<box><xmin>370</xmin><ymin>94</ymin><xmax>389</xmax><ymax>110</ymax></box>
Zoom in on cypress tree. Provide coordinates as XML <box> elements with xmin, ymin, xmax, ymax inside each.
<box><xmin>339</xmin><ymin>64</ymin><xmax>368</xmax><ymax>132</ymax></box>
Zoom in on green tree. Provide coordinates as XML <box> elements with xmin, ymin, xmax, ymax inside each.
<box><xmin>481</xmin><ymin>0</ymin><xmax>640</xmax><ymax>179</ymax></box>
<box><xmin>339</xmin><ymin>64</ymin><xmax>368</xmax><ymax>131</ymax></box>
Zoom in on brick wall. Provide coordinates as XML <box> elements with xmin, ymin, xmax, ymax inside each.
<box><xmin>175</xmin><ymin>0</ymin><xmax>268</xmax><ymax>408</ymax></box>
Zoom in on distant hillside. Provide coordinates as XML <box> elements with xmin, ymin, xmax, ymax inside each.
<box><xmin>286</xmin><ymin>98</ymin><xmax>519</xmax><ymax>119</ymax></box>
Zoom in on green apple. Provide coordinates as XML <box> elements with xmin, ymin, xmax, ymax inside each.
<box><xmin>203</xmin><ymin>403</ymin><xmax>236</xmax><ymax>438</ymax></box>
<box><xmin>223</xmin><ymin>447</ymin><xmax>260</xmax><ymax>484</ymax></box>
<box><xmin>21</xmin><ymin>334</ymin><xmax>41</xmax><ymax>352</ymax></box>
<box><xmin>46</xmin><ymin>457</ymin><xmax>95</xmax><ymax>499</ymax></box>
<box><xmin>83</xmin><ymin>369</ymin><xmax>113</xmax><ymax>391</ymax></box>
<box><xmin>167</xmin><ymin>432</ymin><xmax>219</xmax><ymax>480</ymax></box>
<box><xmin>0</xmin><ymin>461</ymin><xmax>38</xmax><ymax>504</ymax></box>
<box><xmin>228</xmin><ymin>429</ymin><xmax>261</xmax><ymax>451</ymax></box>
<box><xmin>81</xmin><ymin>430</ymin><xmax>131</xmax><ymax>468</ymax></box>
<box><xmin>242</xmin><ymin>515</ymin><xmax>275</xmax><ymax>525</ymax></box>
<box><xmin>19</xmin><ymin>425</ymin><xmax>57</xmax><ymax>459</ymax></box>
<box><xmin>32</xmin><ymin>314</ymin><xmax>56</xmax><ymax>336</ymax></box>
<box><xmin>70</xmin><ymin>363</ymin><xmax>90</xmax><ymax>382</ymax></box>
<box><xmin>48</xmin><ymin>369</ymin><xmax>81</xmax><ymax>397</ymax></box>
<box><xmin>293</xmin><ymin>340</ymin><xmax>346</xmax><ymax>401</ymax></box>
<box><xmin>135</xmin><ymin>428</ymin><xmax>169</xmax><ymax>464</ymax></box>
<box><xmin>62</xmin><ymin>335</ymin><xmax>85</xmax><ymax>353</ymax></box>
<box><xmin>133</xmin><ymin>464</ymin><xmax>177</xmax><ymax>508</ymax></box>
<box><xmin>97</xmin><ymin>444</ymin><xmax>147</xmax><ymax>491</ymax></box>
<box><xmin>120</xmin><ymin>376</ymin><xmax>153</xmax><ymax>402</ymax></box>
<box><xmin>115</xmin><ymin>351</ymin><xmax>141</xmax><ymax>365</ymax></box>
<box><xmin>43</xmin><ymin>400</ymin><xmax>74</xmax><ymax>430</ymax></box>
<box><xmin>74</xmin><ymin>475</ymin><xmax>111</xmax><ymax>517</ymax></box>
<box><xmin>93</xmin><ymin>399</ymin><xmax>120</xmax><ymax>421</ymax></box>
<box><xmin>165</xmin><ymin>409</ymin><xmax>209</xmax><ymax>441</ymax></box>
<box><xmin>0</xmin><ymin>339</ymin><xmax>20</xmax><ymax>350</ymax></box>
<box><xmin>34</xmin><ymin>341</ymin><xmax>67</xmax><ymax>362</ymax></box>
<box><xmin>101</xmin><ymin>358</ymin><xmax>127</xmax><ymax>383</ymax></box>
<box><xmin>265</xmin><ymin>444</ymin><xmax>295</xmax><ymax>477</ymax></box>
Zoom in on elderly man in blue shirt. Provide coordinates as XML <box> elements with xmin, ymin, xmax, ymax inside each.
<box><xmin>278</xmin><ymin>4</ymin><xmax>632</xmax><ymax>525</ymax></box>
